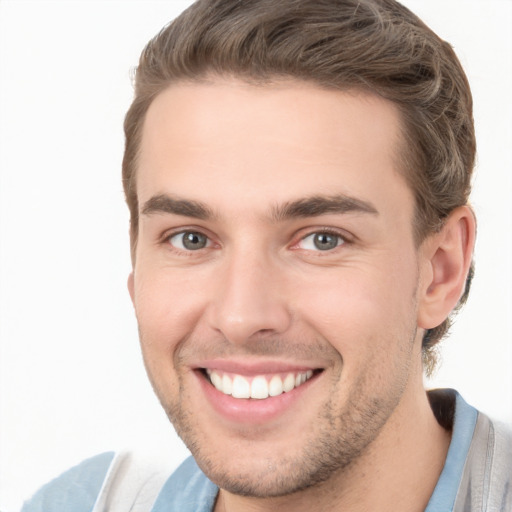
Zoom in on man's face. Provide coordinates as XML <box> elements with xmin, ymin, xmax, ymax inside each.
<box><xmin>129</xmin><ymin>79</ymin><xmax>429</xmax><ymax>497</ymax></box>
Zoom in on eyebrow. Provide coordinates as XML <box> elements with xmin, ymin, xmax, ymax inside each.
<box><xmin>271</xmin><ymin>194</ymin><xmax>379</xmax><ymax>221</ymax></box>
<box><xmin>141</xmin><ymin>194</ymin><xmax>215</xmax><ymax>220</ymax></box>
<box><xmin>140</xmin><ymin>193</ymin><xmax>378</xmax><ymax>222</ymax></box>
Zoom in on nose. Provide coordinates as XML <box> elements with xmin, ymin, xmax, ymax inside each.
<box><xmin>207</xmin><ymin>249</ymin><xmax>292</xmax><ymax>345</ymax></box>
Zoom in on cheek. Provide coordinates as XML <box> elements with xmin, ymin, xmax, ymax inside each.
<box><xmin>294</xmin><ymin>260</ymin><xmax>418</xmax><ymax>356</ymax></box>
<box><xmin>132</xmin><ymin>268</ymin><xmax>210</xmax><ymax>352</ymax></box>
<box><xmin>132</xmin><ymin>269</ymin><xmax>212</xmax><ymax>398</ymax></box>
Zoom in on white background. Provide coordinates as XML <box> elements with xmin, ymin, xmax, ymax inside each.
<box><xmin>0</xmin><ymin>1</ymin><xmax>511</xmax><ymax>510</ymax></box>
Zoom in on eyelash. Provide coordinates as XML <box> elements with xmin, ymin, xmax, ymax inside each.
<box><xmin>292</xmin><ymin>228</ymin><xmax>349</xmax><ymax>253</ymax></box>
<box><xmin>162</xmin><ymin>227</ymin><xmax>350</xmax><ymax>254</ymax></box>
<box><xmin>163</xmin><ymin>229</ymin><xmax>214</xmax><ymax>253</ymax></box>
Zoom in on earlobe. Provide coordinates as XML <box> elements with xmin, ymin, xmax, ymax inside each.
<box><xmin>417</xmin><ymin>206</ymin><xmax>476</xmax><ymax>330</ymax></box>
<box><xmin>128</xmin><ymin>272</ymin><xmax>135</xmax><ymax>304</ymax></box>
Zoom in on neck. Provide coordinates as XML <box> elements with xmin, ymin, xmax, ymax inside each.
<box><xmin>214</xmin><ymin>379</ymin><xmax>451</xmax><ymax>512</ymax></box>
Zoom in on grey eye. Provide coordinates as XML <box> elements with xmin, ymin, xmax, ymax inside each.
<box><xmin>169</xmin><ymin>231</ymin><xmax>209</xmax><ymax>250</ymax></box>
<box><xmin>299</xmin><ymin>232</ymin><xmax>343</xmax><ymax>251</ymax></box>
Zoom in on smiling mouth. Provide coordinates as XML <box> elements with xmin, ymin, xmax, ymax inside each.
<box><xmin>202</xmin><ymin>368</ymin><xmax>321</xmax><ymax>400</ymax></box>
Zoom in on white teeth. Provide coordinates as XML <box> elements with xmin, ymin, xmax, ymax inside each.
<box><xmin>251</xmin><ymin>376</ymin><xmax>269</xmax><ymax>399</ymax></box>
<box><xmin>283</xmin><ymin>373</ymin><xmax>295</xmax><ymax>392</ymax></box>
<box><xmin>232</xmin><ymin>375</ymin><xmax>250</xmax><ymax>398</ymax></box>
<box><xmin>268</xmin><ymin>375</ymin><xmax>283</xmax><ymax>396</ymax></box>
<box><xmin>207</xmin><ymin>369</ymin><xmax>315</xmax><ymax>400</ymax></box>
<box><xmin>210</xmin><ymin>371</ymin><xmax>222</xmax><ymax>390</ymax></box>
<box><xmin>222</xmin><ymin>373</ymin><xmax>233</xmax><ymax>395</ymax></box>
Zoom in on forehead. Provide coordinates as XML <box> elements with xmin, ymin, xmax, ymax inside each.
<box><xmin>137</xmin><ymin>79</ymin><xmax>413</xmax><ymax>220</ymax></box>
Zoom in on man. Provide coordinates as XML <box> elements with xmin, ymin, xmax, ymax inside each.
<box><xmin>21</xmin><ymin>0</ymin><xmax>511</xmax><ymax>511</ymax></box>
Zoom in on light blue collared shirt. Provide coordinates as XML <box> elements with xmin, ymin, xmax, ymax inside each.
<box><xmin>21</xmin><ymin>390</ymin><xmax>511</xmax><ymax>512</ymax></box>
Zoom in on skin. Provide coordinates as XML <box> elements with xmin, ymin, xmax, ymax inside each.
<box><xmin>128</xmin><ymin>79</ymin><xmax>474</xmax><ymax>512</ymax></box>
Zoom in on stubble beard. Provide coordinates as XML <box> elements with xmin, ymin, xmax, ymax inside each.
<box><xmin>156</xmin><ymin>330</ymin><xmax>417</xmax><ymax>499</ymax></box>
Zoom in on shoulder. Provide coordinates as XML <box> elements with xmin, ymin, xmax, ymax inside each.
<box><xmin>454</xmin><ymin>400</ymin><xmax>512</xmax><ymax>511</ymax></box>
<box><xmin>427</xmin><ymin>389</ymin><xmax>512</xmax><ymax>512</ymax></box>
<box><xmin>468</xmin><ymin>408</ymin><xmax>512</xmax><ymax>476</ymax></box>
<box><xmin>151</xmin><ymin>457</ymin><xmax>218</xmax><ymax>512</ymax></box>
<box><xmin>21</xmin><ymin>452</ymin><xmax>116</xmax><ymax>512</ymax></box>
<box><xmin>467</xmin><ymin>411</ymin><xmax>512</xmax><ymax>507</ymax></box>
<box><xmin>20</xmin><ymin>452</ymin><xmax>217</xmax><ymax>512</ymax></box>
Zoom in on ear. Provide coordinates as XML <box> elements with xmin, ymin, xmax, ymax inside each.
<box><xmin>127</xmin><ymin>272</ymin><xmax>135</xmax><ymax>305</ymax></box>
<box><xmin>417</xmin><ymin>206</ymin><xmax>476</xmax><ymax>330</ymax></box>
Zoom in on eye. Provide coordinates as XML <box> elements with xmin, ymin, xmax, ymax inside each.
<box><xmin>168</xmin><ymin>231</ymin><xmax>210</xmax><ymax>251</ymax></box>
<box><xmin>298</xmin><ymin>231</ymin><xmax>344</xmax><ymax>251</ymax></box>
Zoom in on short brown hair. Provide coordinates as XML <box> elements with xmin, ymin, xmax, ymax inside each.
<box><xmin>122</xmin><ymin>0</ymin><xmax>476</xmax><ymax>370</ymax></box>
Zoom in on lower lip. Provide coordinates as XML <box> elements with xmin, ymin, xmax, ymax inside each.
<box><xmin>196</xmin><ymin>371</ymin><xmax>319</xmax><ymax>424</ymax></box>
